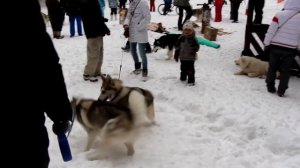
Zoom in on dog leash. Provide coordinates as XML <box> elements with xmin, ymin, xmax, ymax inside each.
<box><xmin>119</xmin><ymin>36</ymin><xmax>127</xmax><ymax>79</ymax></box>
<box><xmin>67</xmin><ymin>104</ymin><xmax>76</xmax><ymax>138</ymax></box>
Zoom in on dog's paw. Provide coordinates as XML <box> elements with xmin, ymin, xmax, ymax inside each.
<box><xmin>247</xmin><ymin>73</ymin><xmax>259</xmax><ymax>77</ymax></box>
<box><xmin>234</xmin><ymin>71</ymin><xmax>243</xmax><ymax>75</ymax></box>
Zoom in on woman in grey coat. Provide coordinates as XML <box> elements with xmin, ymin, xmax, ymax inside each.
<box><xmin>264</xmin><ymin>0</ymin><xmax>300</xmax><ymax>97</ymax></box>
<box><xmin>123</xmin><ymin>0</ymin><xmax>151</xmax><ymax>77</ymax></box>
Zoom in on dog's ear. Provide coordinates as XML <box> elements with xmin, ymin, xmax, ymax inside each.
<box><xmin>100</xmin><ymin>74</ymin><xmax>113</xmax><ymax>88</ymax></box>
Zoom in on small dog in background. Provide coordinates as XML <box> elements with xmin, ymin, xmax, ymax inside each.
<box><xmin>192</xmin><ymin>8</ymin><xmax>203</xmax><ymax>22</ymax></box>
<box><xmin>147</xmin><ymin>22</ymin><xmax>169</xmax><ymax>33</ymax></box>
<box><xmin>152</xmin><ymin>34</ymin><xmax>181</xmax><ymax>60</ymax></box>
<box><xmin>234</xmin><ymin>56</ymin><xmax>269</xmax><ymax>78</ymax></box>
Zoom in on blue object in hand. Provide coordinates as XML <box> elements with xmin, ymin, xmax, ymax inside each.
<box><xmin>196</xmin><ymin>37</ymin><xmax>220</xmax><ymax>49</ymax></box>
<box><xmin>57</xmin><ymin>133</ymin><xmax>72</xmax><ymax>162</ymax></box>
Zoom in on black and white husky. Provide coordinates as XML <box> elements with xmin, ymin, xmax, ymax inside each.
<box><xmin>152</xmin><ymin>34</ymin><xmax>181</xmax><ymax>60</ymax></box>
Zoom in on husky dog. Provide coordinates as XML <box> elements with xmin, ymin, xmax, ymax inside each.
<box><xmin>119</xmin><ymin>8</ymin><xmax>128</xmax><ymax>25</ymax></box>
<box><xmin>192</xmin><ymin>8</ymin><xmax>203</xmax><ymax>22</ymax></box>
<box><xmin>71</xmin><ymin>98</ymin><xmax>138</xmax><ymax>156</ymax></box>
<box><xmin>152</xmin><ymin>34</ymin><xmax>181</xmax><ymax>60</ymax></box>
<box><xmin>98</xmin><ymin>74</ymin><xmax>155</xmax><ymax>126</ymax></box>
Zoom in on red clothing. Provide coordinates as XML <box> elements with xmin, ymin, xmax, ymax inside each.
<box><xmin>214</xmin><ymin>0</ymin><xmax>224</xmax><ymax>22</ymax></box>
<box><xmin>214</xmin><ymin>0</ymin><xmax>224</xmax><ymax>6</ymax></box>
<box><xmin>150</xmin><ymin>0</ymin><xmax>155</xmax><ymax>12</ymax></box>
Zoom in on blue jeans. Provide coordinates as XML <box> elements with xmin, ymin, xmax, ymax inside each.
<box><xmin>69</xmin><ymin>15</ymin><xmax>82</xmax><ymax>36</ymax></box>
<box><xmin>130</xmin><ymin>42</ymin><xmax>148</xmax><ymax>70</ymax></box>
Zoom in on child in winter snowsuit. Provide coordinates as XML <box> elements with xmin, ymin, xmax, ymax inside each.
<box><xmin>264</xmin><ymin>0</ymin><xmax>300</xmax><ymax>97</ymax></box>
<box><xmin>174</xmin><ymin>21</ymin><xmax>200</xmax><ymax>85</ymax></box>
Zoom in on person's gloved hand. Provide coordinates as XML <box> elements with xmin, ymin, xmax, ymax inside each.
<box><xmin>264</xmin><ymin>45</ymin><xmax>270</xmax><ymax>56</ymax></box>
<box><xmin>264</xmin><ymin>45</ymin><xmax>270</xmax><ymax>52</ymax></box>
<box><xmin>123</xmin><ymin>27</ymin><xmax>129</xmax><ymax>38</ymax></box>
<box><xmin>103</xmin><ymin>18</ymin><xmax>108</xmax><ymax>22</ymax></box>
<box><xmin>123</xmin><ymin>24</ymin><xmax>129</xmax><ymax>29</ymax></box>
<box><xmin>52</xmin><ymin>120</ymin><xmax>71</xmax><ymax>135</ymax></box>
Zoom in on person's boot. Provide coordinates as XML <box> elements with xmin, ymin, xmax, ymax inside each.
<box><xmin>180</xmin><ymin>72</ymin><xmax>187</xmax><ymax>81</ymax></box>
<box><xmin>277</xmin><ymin>88</ymin><xmax>286</xmax><ymax>97</ymax></box>
<box><xmin>110</xmin><ymin>14</ymin><xmax>113</xmax><ymax>21</ymax></box>
<box><xmin>142</xmin><ymin>69</ymin><xmax>148</xmax><ymax>77</ymax></box>
<box><xmin>132</xmin><ymin>62</ymin><xmax>141</xmax><ymax>75</ymax></box>
<box><xmin>53</xmin><ymin>31</ymin><xmax>64</xmax><ymax>39</ymax></box>
<box><xmin>267</xmin><ymin>84</ymin><xmax>276</xmax><ymax>93</ymax></box>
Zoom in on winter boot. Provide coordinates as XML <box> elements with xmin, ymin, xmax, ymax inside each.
<box><xmin>187</xmin><ymin>71</ymin><xmax>195</xmax><ymax>85</ymax></box>
<box><xmin>267</xmin><ymin>85</ymin><xmax>276</xmax><ymax>93</ymax></box>
<box><xmin>180</xmin><ymin>72</ymin><xmax>187</xmax><ymax>81</ymax></box>
<box><xmin>83</xmin><ymin>74</ymin><xmax>98</xmax><ymax>82</ymax></box>
<box><xmin>53</xmin><ymin>31</ymin><xmax>64</xmax><ymax>39</ymax></box>
<box><xmin>277</xmin><ymin>88</ymin><xmax>286</xmax><ymax>97</ymax></box>
<box><xmin>132</xmin><ymin>62</ymin><xmax>142</xmax><ymax>75</ymax></box>
<box><xmin>142</xmin><ymin>69</ymin><xmax>148</xmax><ymax>77</ymax></box>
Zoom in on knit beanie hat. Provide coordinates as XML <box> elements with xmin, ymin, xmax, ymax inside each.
<box><xmin>183</xmin><ymin>21</ymin><xmax>193</xmax><ymax>30</ymax></box>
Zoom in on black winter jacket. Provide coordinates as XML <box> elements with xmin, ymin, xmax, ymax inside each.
<box><xmin>80</xmin><ymin>0</ymin><xmax>110</xmax><ymax>38</ymax></box>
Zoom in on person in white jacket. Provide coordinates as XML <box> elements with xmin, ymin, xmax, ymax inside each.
<box><xmin>263</xmin><ymin>0</ymin><xmax>300</xmax><ymax>97</ymax></box>
<box><xmin>123</xmin><ymin>0</ymin><xmax>151</xmax><ymax>78</ymax></box>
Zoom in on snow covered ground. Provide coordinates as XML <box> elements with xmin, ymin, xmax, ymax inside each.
<box><xmin>42</xmin><ymin>0</ymin><xmax>300</xmax><ymax>168</ymax></box>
